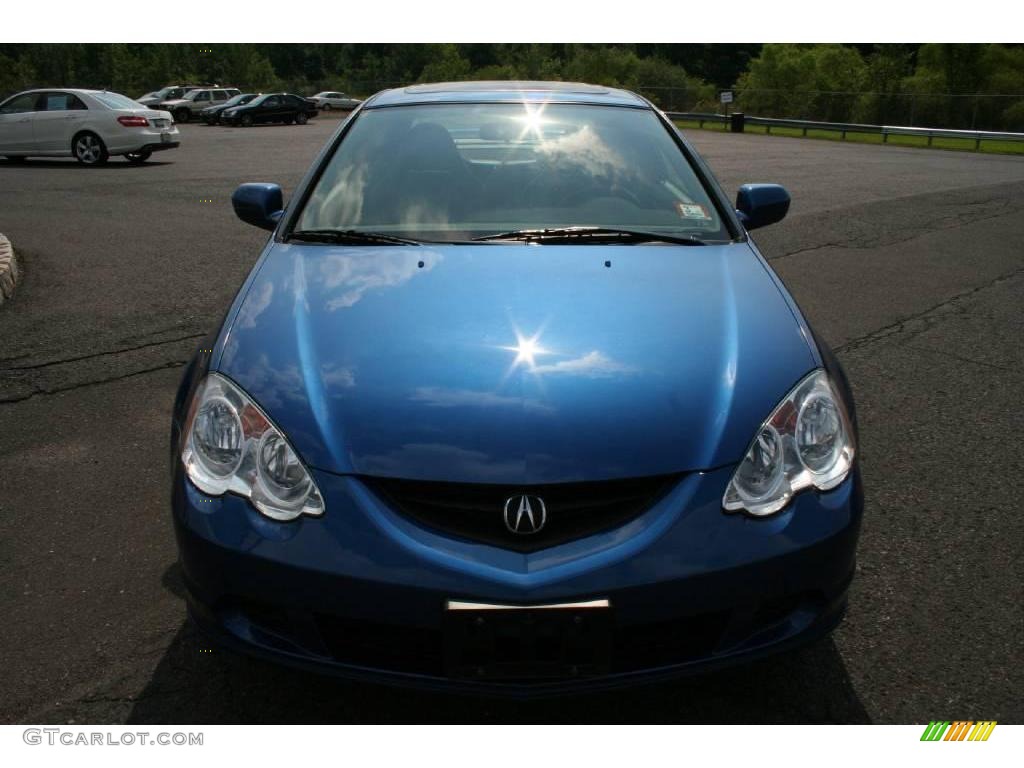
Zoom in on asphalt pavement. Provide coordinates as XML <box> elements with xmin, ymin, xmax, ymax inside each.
<box><xmin>1</xmin><ymin>119</ymin><xmax>1022</xmax><ymax>723</ymax></box>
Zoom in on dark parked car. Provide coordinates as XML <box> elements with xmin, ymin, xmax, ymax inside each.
<box><xmin>220</xmin><ymin>93</ymin><xmax>318</xmax><ymax>127</ymax></box>
<box><xmin>201</xmin><ymin>93</ymin><xmax>260</xmax><ymax>125</ymax></box>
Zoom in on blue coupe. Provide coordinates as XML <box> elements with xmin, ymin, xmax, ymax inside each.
<box><xmin>171</xmin><ymin>81</ymin><xmax>862</xmax><ymax>694</ymax></box>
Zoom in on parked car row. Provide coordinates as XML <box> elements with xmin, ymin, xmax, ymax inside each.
<box><xmin>193</xmin><ymin>92</ymin><xmax>320</xmax><ymax>126</ymax></box>
<box><xmin>219</xmin><ymin>93</ymin><xmax>319</xmax><ymax>126</ymax></box>
<box><xmin>138</xmin><ymin>85</ymin><xmax>361</xmax><ymax>123</ymax></box>
<box><xmin>136</xmin><ymin>83</ymin><xmax>212</xmax><ymax>109</ymax></box>
<box><xmin>0</xmin><ymin>88</ymin><xmax>179</xmax><ymax>165</ymax></box>
<box><xmin>157</xmin><ymin>88</ymin><xmax>242</xmax><ymax>123</ymax></box>
<box><xmin>0</xmin><ymin>84</ymin><xmax>357</xmax><ymax>166</ymax></box>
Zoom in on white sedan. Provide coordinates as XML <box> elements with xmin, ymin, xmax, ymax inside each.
<box><xmin>0</xmin><ymin>89</ymin><xmax>180</xmax><ymax>165</ymax></box>
<box><xmin>309</xmin><ymin>91</ymin><xmax>362</xmax><ymax>111</ymax></box>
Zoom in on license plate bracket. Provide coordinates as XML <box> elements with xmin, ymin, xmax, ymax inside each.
<box><xmin>444</xmin><ymin>600</ymin><xmax>612</xmax><ymax>681</ymax></box>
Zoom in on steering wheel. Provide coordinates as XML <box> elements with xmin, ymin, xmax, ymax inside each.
<box><xmin>523</xmin><ymin>167</ymin><xmax>648</xmax><ymax>209</ymax></box>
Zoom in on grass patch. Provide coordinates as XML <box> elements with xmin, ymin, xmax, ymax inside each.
<box><xmin>672</xmin><ymin>119</ymin><xmax>1024</xmax><ymax>156</ymax></box>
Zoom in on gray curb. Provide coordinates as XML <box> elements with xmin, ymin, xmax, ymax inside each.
<box><xmin>0</xmin><ymin>233</ymin><xmax>19</xmax><ymax>306</ymax></box>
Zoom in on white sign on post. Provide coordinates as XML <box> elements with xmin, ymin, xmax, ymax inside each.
<box><xmin>720</xmin><ymin>91</ymin><xmax>734</xmax><ymax>105</ymax></box>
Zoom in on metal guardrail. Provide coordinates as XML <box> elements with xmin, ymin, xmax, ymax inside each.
<box><xmin>669</xmin><ymin>112</ymin><xmax>730</xmax><ymax>129</ymax></box>
<box><xmin>665</xmin><ymin>111</ymin><xmax>1024</xmax><ymax>150</ymax></box>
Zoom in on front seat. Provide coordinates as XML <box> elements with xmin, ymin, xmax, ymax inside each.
<box><xmin>369</xmin><ymin>122</ymin><xmax>479</xmax><ymax>226</ymax></box>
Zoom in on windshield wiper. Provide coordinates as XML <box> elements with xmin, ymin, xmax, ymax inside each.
<box><xmin>472</xmin><ymin>226</ymin><xmax>707</xmax><ymax>246</ymax></box>
<box><xmin>286</xmin><ymin>229</ymin><xmax>422</xmax><ymax>246</ymax></box>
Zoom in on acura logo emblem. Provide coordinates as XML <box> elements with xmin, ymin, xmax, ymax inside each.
<box><xmin>504</xmin><ymin>495</ymin><xmax>547</xmax><ymax>534</ymax></box>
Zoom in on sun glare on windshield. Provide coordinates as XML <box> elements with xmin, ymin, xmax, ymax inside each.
<box><xmin>514</xmin><ymin>102</ymin><xmax>551</xmax><ymax>140</ymax></box>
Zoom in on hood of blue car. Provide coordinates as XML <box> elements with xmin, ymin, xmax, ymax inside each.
<box><xmin>217</xmin><ymin>242</ymin><xmax>815</xmax><ymax>484</ymax></box>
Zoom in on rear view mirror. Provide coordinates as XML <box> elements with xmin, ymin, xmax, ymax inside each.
<box><xmin>735</xmin><ymin>183</ymin><xmax>791</xmax><ymax>230</ymax></box>
<box><xmin>232</xmin><ymin>183</ymin><xmax>284</xmax><ymax>231</ymax></box>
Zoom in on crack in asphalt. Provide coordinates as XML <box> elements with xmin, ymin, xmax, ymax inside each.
<box><xmin>769</xmin><ymin>241</ymin><xmax>848</xmax><ymax>260</ymax></box>
<box><xmin>78</xmin><ymin>688</ymin><xmax>191</xmax><ymax>706</ymax></box>
<box><xmin>3</xmin><ymin>227</ymin><xmax>1021</xmax><ymax>406</ymax></box>
<box><xmin>11</xmin><ymin>628</ymin><xmax>186</xmax><ymax>722</ymax></box>
<box><xmin>768</xmin><ymin>197</ymin><xmax>1020</xmax><ymax>261</ymax></box>
<box><xmin>901</xmin><ymin>345</ymin><xmax>1023</xmax><ymax>375</ymax></box>
<box><xmin>0</xmin><ymin>352</ymin><xmax>32</xmax><ymax>365</ymax></box>
<box><xmin>0</xmin><ymin>360</ymin><xmax>188</xmax><ymax>405</ymax></box>
<box><xmin>0</xmin><ymin>332</ymin><xmax>205</xmax><ymax>373</ymax></box>
<box><xmin>836</xmin><ymin>265</ymin><xmax>1024</xmax><ymax>355</ymax></box>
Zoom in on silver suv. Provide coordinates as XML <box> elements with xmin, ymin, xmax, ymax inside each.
<box><xmin>160</xmin><ymin>88</ymin><xmax>241</xmax><ymax>123</ymax></box>
<box><xmin>137</xmin><ymin>84</ymin><xmax>207</xmax><ymax>109</ymax></box>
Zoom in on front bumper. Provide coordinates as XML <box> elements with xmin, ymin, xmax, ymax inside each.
<box><xmin>172</xmin><ymin>464</ymin><xmax>863</xmax><ymax>696</ymax></box>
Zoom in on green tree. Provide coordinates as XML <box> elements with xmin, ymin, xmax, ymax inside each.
<box><xmin>1</xmin><ymin>43</ymin><xmax>1019</xmax><ymax>129</ymax></box>
<box><xmin>736</xmin><ymin>44</ymin><xmax>867</xmax><ymax>121</ymax></box>
<box><xmin>902</xmin><ymin>43</ymin><xmax>1024</xmax><ymax>128</ymax></box>
<box><xmin>0</xmin><ymin>50</ymin><xmax>36</xmax><ymax>97</ymax></box>
<box><xmin>808</xmin><ymin>44</ymin><xmax>868</xmax><ymax>121</ymax></box>
<box><xmin>560</xmin><ymin>45</ymin><xmax>711</xmax><ymax>109</ymax></box>
<box><xmin>417</xmin><ymin>44</ymin><xmax>472</xmax><ymax>83</ymax></box>
<box><xmin>854</xmin><ymin>45</ymin><xmax>915</xmax><ymax>124</ymax></box>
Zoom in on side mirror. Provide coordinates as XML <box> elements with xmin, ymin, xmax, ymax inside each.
<box><xmin>735</xmin><ymin>183</ymin><xmax>790</xmax><ymax>230</ymax></box>
<box><xmin>232</xmin><ymin>183</ymin><xmax>284</xmax><ymax>231</ymax></box>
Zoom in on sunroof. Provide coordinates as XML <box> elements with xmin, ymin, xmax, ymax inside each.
<box><xmin>404</xmin><ymin>81</ymin><xmax>610</xmax><ymax>95</ymax></box>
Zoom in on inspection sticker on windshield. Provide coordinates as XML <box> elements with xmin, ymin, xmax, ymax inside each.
<box><xmin>675</xmin><ymin>202</ymin><xmax>712</xmax><ymax>220</ymax></box>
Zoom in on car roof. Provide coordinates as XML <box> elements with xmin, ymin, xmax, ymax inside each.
<box><xmin>364</xmin><ymin>80</ymin><xmax>649</xmax><ymax>109</ymax></box>
<box><xmin>14</xmin><ymin>88</ymin><xmax>107</xmax><ymax>95</ymax></box>
<box><xmin>13</xmin><ymin>87</ymin><xmax>173</xmax><ymax>96</ymax></box>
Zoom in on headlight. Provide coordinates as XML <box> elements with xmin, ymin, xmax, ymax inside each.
<box><xmin>182</xmin><ymin>373</ymin><xmax>325</xmax><ymax>521</ymax></box>
<box><xmin>723</xmin><ymin>369</ymin><xmax>855</xmax><ymax>517</ymax></box>
<box><xmin>224</xmin><ymin>109</ymin><xmax>237</xmax><ymax>116</ymax></box>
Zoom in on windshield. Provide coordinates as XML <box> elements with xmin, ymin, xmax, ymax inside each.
<box><xmin>294</xmin><ymin>103</ymin><xmax>729</xmax><ymax>242</ymax></box>
<box><xmin>90</xmin><ymin>91</ymin><xmax>145</xmax><ymax>110</ymax></box>
<box><xmin>224</xmin><ymin>94</ymin><xmax>255</xmax><ymax>107</ymax></box>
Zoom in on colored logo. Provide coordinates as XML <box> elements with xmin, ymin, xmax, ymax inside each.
<box><xmin>920</xmin><ymin>721</ymin><xmax>997</xmax><ymax>741</ymax></box>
